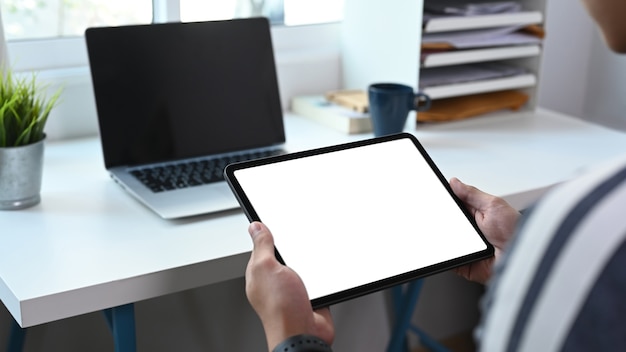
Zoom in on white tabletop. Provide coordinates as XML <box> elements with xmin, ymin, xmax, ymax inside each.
<box><xmin>2</xmin><ymin>109</ymin><xmax>626</xmax><ymax>328</ymax></box>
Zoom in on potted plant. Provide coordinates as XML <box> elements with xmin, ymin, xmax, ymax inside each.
<box><xmin>0</xmin><ymin>68</ymin><xmax>61</xmax><ymax>210</ymax></box>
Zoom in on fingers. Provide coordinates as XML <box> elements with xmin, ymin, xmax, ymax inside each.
<box><xmin>313</xmin><ymin>307</ymin><xmax>335</xmax><ymax>344</ymax></box>
<box><xmin>314</xmin><ymin>307</ymin><xmax>333</xmax><ymax>329</ymax></box>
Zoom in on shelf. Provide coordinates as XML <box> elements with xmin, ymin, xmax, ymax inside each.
<box><xmin>423</xmin><ymin>73</ymin><xmax>537</xmax><ymax>100</ymax></box>
<box><xmin>422</xmin><ymin>44</ymin><xmax>541</xmax><ymax>68</ymax></box>
<box><xmin>341</xmin><ymin>0</ymin><xmax>546</xmax><ymax>118</ymax></box>
<box><xmin>423</xmin><ymin>11</ymin><xmax>543</xmax><ymax>33</ymax></box>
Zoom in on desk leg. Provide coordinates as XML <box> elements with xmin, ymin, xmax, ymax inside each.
<box><xmin>103</xmin><ymin>303</ymin><xmax>137</xmax><ymax>352</ymax></box>
<box><xmin>387</xmin><ymin>280</ymin><xmax>449</xmax><ymax>352</ymax></box>
<box><xmin>7</xmin><ymin>317</ymin><xmax>26</xmax><ymax>352</ymax></box>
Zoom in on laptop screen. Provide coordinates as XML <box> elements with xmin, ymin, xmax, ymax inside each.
<box><xmin>86</xmin><ymin>18</ymin><xmax>285</xmax><ymax>169</ymax></box>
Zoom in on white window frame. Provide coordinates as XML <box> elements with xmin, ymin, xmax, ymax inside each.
<box><xmin>7</xmin><ymin>0</ymin><xmax>169</xmax><ymax>72</ymax></box>
<box><xmin>6</xmin><ymin>0</ymin><xmax>341</xmax><ymax>72</ymax></box>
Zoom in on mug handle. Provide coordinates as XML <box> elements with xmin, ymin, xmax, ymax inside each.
<box><xmin>413</xmin><ymin>92</ymin><xmax>431</xmax><ymax>112</ymax></box>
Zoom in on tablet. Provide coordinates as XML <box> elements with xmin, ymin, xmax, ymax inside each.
<box><xmin>225</xmin><ymin>133</ymin><xmax>493</xmax><ymax>308</ymax></box>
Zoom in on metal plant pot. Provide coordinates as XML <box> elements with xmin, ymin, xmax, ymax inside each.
<box><xmin>0</xmin><ymin>137</ymin><xmax>45</xmax><ymax>210</ymax></box>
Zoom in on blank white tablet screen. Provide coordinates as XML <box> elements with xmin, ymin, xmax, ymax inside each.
<box><xmin>233</xmin><ymin>137</ymin><xmax>487</xmax><ymax>302</ymax></box>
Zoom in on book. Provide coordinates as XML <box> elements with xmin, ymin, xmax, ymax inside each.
<box><xmin>291</xmin><ymin>95</ymin><xmax>372</xmax><ymax>134</ymax></box>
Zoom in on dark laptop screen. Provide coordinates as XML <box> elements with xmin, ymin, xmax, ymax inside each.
<box><xmin>86</xmin><ymin>18</ymin><xmax>285</xmax><ymax>168</ymax></box>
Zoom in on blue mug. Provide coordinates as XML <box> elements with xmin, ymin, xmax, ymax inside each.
<box><xmin>368</xmin><ymin>83</ymin><xmax>431</xmax><ymax>137</ymax></box>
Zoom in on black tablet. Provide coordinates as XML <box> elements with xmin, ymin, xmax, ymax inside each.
<box><xmin>224</xmin><ymin>133</ymin><xmax>493</xmax><ymax>308</ymax></box>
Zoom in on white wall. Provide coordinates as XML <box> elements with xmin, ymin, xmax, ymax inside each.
<box><xmin>537</xmin><ymin>0</ymin><xmax>594</xmax><ymax>119</ymax></box>
<box><xmin>538</xmin><ymin>0</ymin><xmax>626</xmax><ymax>131</ymax></box>
<box><xmin>341</xmin><ymin>0</ymin><xmax>421</xmax><ymax>90</ymax></box>
<box><xmin>584</xmin><ymin>33</ymin><xmax>626</xmax><ymax>131</ymax></box>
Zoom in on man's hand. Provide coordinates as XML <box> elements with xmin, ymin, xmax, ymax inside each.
<box><xmin>449</xmin><ymin>178</ymin><xmax>521</xmax><ymax>284</ymax></box>
<box><xmin>245</xmin><ymin>221</ymin><xmax>335</xmax><ymax>351</ymax></box>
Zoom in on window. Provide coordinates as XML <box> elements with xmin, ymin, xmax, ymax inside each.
<box><xmin>1</xmin><ymin>0</ymin><xmax>152</xmax><ymax>40</ymax></box>
<box><xmin>1</xmin><ymin>0</ymin><xmax>343</xmax><ymax>40</ymax></box>
<box><xmin>0</xmin><ymin>0</ymin><xmax>343</xmax><ymax>71</ymax></box>
<box><xmin>179</xmin><ymin>0</ymin><xmax>343</xmax><ymax>26</ymax></box>
<box><xmin>180</xmin><ymin>0</ymin><xmax>284</xmax><ymax>24</ymax></box>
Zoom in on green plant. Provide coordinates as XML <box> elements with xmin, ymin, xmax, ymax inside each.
<box><xmin>0</xmin><ymin>69</ymin><xmax>62</xmax><ymax>147</ymax></box>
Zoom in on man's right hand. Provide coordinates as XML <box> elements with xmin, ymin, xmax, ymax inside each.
<box><xmin>449</xmin><ymin>177</ymin><xmax>521</xmax><ymax>284</ymax></box>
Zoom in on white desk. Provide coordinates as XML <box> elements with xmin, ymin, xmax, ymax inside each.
<box><xmin>2</xmin><ymin>108</ymin><xmax>626</xmax><ymax>330</ymax></box>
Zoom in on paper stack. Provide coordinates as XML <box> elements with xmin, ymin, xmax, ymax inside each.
<box><xmin>424</xmin><ymin>0</ymin><xmax>522</xmax><ymax>16</ymax></box>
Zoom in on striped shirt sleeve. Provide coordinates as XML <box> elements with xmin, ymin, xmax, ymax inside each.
<box><xmin>478</xmin><ymin>155</ymin><xmax>626</xmax><ymax>352</ymax></box>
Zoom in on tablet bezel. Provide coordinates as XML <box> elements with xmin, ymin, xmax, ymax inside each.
<box><xmin>224</xmin><ymin>133</ymin><xmax>494</xmax><ymax>308</ymax></box>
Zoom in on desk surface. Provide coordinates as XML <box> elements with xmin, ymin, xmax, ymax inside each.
<box><xmin>3</xmin><ymin>109</ymin><xmax>626</xmax><ymax>328</ymax></box>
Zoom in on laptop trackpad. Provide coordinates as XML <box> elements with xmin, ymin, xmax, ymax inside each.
<box><xmin>147</xmin><ymin>183</ymin><xmax>240</xmax><ymax>219</ymax></box>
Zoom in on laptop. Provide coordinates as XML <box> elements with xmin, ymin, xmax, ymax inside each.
<box><xmin>85</xmin><ymin>17</ymin><xmax>287</xmax><ymax>219</ymax></box>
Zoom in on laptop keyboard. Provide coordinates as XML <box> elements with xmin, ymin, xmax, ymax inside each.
<box><xmin>130</xmin><ymin>149</ymin><xmax>285</xmax><ymax>193</ymax></box>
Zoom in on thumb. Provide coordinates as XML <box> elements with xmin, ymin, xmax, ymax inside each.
<box><xmin>248</xmin><ymin>221</ymin><xmax>275</xmax><ymax>255</ymax></box>
<box><xmin>450</xmin><ymin>177</ymin><xmax>471</xmax><ymax>201</ymax></box>
<box><xmin>450</xmin><ymin>177</ymin><xmax>485</xmax><ymax>212</ymax></box>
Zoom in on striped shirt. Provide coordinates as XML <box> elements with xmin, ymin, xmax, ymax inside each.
<box><xmin>478</xmin><ymin>155</ymin><xmax>626</xmax><ymax>351</ymax></box>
